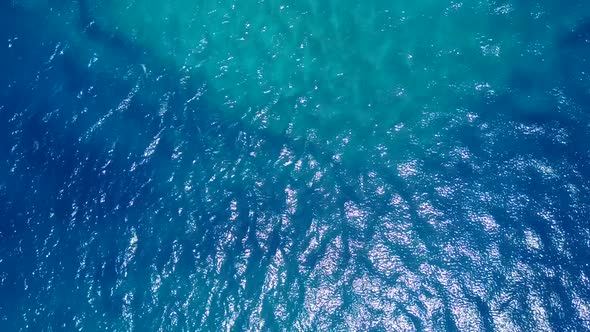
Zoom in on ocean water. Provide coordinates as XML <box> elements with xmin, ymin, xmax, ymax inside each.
<box><xmin>1</xmin><ymin>0</ymin><xmax>590</xmax><ymax>330</ymax></box>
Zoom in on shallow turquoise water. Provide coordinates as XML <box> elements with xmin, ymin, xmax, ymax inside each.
<box><xmin>1</xmin><ymin>0</ymin><xmax>590</xmax><ymax>331</ymax></box>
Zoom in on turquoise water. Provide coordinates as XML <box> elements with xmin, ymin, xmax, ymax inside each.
<box><xmin>1</xmin><ymin>0</ymin><xmax>590</xmax><ymax>330</ymax></box>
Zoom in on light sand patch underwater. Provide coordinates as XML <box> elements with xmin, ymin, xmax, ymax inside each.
<box><xmin>85</xmin><ymin>0</ymin><xmax>576</xmax><ymax>133</ymax></box>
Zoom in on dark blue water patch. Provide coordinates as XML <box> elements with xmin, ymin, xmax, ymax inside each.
<box><xmin>0</xmin><ymin>11</ymin><xmax>299</xmax><ymax>329</ymax></box>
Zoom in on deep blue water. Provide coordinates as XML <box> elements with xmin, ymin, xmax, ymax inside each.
<box><xmin>1</xmin><ymin>1</ymin><xmax>590</xmax><ymax>331</ymax></box>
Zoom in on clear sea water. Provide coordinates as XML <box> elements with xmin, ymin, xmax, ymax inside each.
<box><xmin>1</xmin><ymin>0</ymin><xmax>590</xmax><ymax>331</ymax></box>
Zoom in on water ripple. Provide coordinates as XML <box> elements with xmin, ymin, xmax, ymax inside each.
<box><xmin>2</xmin><ymin>1</ymin><xmax>590</xmax><ymax>331</ymax></box>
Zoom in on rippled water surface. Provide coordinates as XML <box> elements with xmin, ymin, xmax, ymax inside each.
<box><xmin>1</xmin><ymin>0</ymin><xmax>590</xmax><ymax>330</ymax></box>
